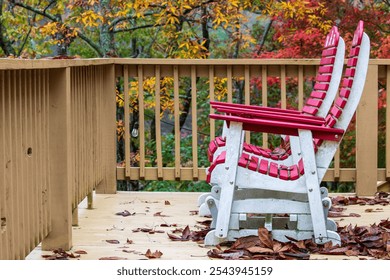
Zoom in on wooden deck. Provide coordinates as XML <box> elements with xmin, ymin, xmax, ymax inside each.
<box><xmin>26</xmin><ymin>191</ymin><xmax>390</xmax><ymax>260</ymax></box>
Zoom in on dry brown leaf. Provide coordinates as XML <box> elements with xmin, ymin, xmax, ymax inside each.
<box><xmin>167</xmin><ymin>225</ymin><xmax>191</xmax><ymax>241</ymax></box>
<box><xmin>230</xmin><ymin>235</ymin><xmax>260</xmax><ymax>249</ymax></box>
<box><xmin>74</xmin><ymin>250</ymin><xmax>87</xmax><ymax>254</ymax></box>
<box><xmin>258</xmin><ymin>228</ymin><xmax>273</xmax><ymax>249</ymax></box>
<box><xmin>219</xmin><ymin>251</ymin><xmax>244</xmax><ymax>260</ymax></box>
<box><xmin>182</xmin><ymin>225</ymin><xmax>191</xmax><ymax>239</ymax></box>
<box><xmin>122</xmin><ymin>249</ymin><xmax>135</xmax><ymax>253</ymax></box>
<box><xmin>349</xmin><ymin>213</ymin><xmax>361</xmax><ymax>217</ymax></box>
<box><xmin>326</xmin><ymin>247</ymin><xmax>349</xmax><ymax>255</ymax></box>
<box><xmin>132</xmin><ymin>227</ymin><xmax>153</xmax><ymax>233</ymax></box>
<box><xmin>145</xmin><ymin>249</ymin><xmax>163</xmax><ymax>259</ymax></box>
<box><xmin>345</xmin><ymin>249</ymin><xmax>359</xmax><ymax>256</ymax></box>
<box><xmin>246</xmin><ymin>246</ymin><xmax>274</xmax><ymax>254</ymax></box>
<box><xmin>99</xmin><ymin>256</ymin><xmax>127</xmax><ymax>260</ymax></box>
<box><xmin>165</xmin><ymin>200</ymin><xmax>171</xmax><ymax>205</ymax></box>
<box><xmin>294</xmin><ymin>240</ymin><xmax>307</xmax><ymax>250</ymax></box>
<box><xmin>105</xmin><ymin>239</ymin><xmax>120</xmax><ymax>244</ymax></box>
<box><xmin>160</xmin><ymin>223</ymin><xmax>177</xmax><ymax>227</ymax></box>
<box><xmin>171</xmin><ymin>228</ymin><xmax>183</xmax><ymax>234</ymax></box>
<box><xmin>273</xmin><ymin>242</ymin><xmax>283</xmax><ymax>252</ymax></box>
<box><xmin>154</xmin><ymin>211</ymin><xmax>169</xmax><ymax>217</ymax></box>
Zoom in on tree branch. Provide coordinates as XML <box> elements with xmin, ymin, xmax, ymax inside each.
<box><xmin>12</xmin><ymin>0</ymin><xmax>105</xmax><ymax>57</ymax></box>
<box><xmin>113</xmin><ymin>23</ymin><xmax>164</xmax><ymax>34</ymax></box>
<box><xmin>12</xmin><ymin>1</ymin><xmax>58</xmax><ymax>22</ymax></box>
<box><xmin>17</xmin><ymin>27</ymin><xmax>32</xmax><ymax>57</ymax></box>
<box><xmin>109</xmin><ymin>0</ymin><xmax>217</xmax><ymax>30</ymax></box>
<box><xmin>108</xmin><ymin>11</ymin><xmax>159</xmax><ymax>30</ymax></box>
<box><xmin>257</xmin><ymin>19</ymin><xmax>273</xmax><ymax>55</ymax></box>
<box><xmin>77</xmin><ymin>32</ymin><xmax>104</xmax><ymax>57</ymax></box>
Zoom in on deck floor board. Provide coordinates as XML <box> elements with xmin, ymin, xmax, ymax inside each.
<box><xmin>26</xmin><ymin>191</ymin><xmax>390</xmax><ymax>260</ymax></box>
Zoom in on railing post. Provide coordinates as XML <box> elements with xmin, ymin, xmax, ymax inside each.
<box><xmin>42</xmin><ymin>67</ymin><xmax>73</xmax><ymax>250</ymax></box>
<box><xmin>96</xmin><ymin>64</ymin><xmax>117</xmax><ymax>194</ymax></box>
<box><xmin>356</xmin><ymin>63</ymin><xmax>378</xmax><ymax>196</ymax></box>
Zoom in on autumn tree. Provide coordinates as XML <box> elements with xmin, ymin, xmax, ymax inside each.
<box><xmin>256</xmin><ymin>0</ymin><xmax>389</xmax><ymax>58</ymax></box>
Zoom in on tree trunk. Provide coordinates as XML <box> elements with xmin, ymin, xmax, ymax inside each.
<box><xmin>201</xmin><ymin>6</ymin><xmax>210</xmax><ymax>55</ymax></box>
<box><xmin>100</xmin><ymin>0</ymin><xmax>116</xmax><ymax>57</ymax></box>
<box><xmin>257</xmin><ymin>19</ymin><xmax>273</xmax><ymax>55</ymax></box>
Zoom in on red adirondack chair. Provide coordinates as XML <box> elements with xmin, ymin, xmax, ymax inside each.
<box><xmin>203</xmin><ymin>21</ymin><xmax>370</xmax><ymax>246</ymax></box>
<box><xmin>199</xmin><ymin>26</ymin><xmax>345</xmax><ymax>216</ymax></box>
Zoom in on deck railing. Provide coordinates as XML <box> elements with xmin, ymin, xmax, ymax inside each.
<box><xmin>0</xmin><ymin>58</ymin><xmax>389</xmax><ymax>259</ymax></box>
<box><xmin>115</xmin><ymin>59</ymin><xmax>390</xmax><ymax>196</ymax></box>
<box><xmin>0</xmin><ymin>60</ymin><xmax>116</xmax><ymax>259</ymax></box>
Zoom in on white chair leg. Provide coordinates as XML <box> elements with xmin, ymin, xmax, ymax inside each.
<box><xmin>214</xmin><ymin>122</ymin><xmax>243</xmax><ymax>239</ymax></box>
<box><xmin>298</xmin><ymin>129</ymin><xmax>332</xmax><ymax>244</ymax></box>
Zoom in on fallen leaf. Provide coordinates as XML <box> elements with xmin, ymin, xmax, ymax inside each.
<box><xmin>145</xmin><ymin>249</ymin><xmax>163</xmax><ymax>259</ymax></box>
<box><xmin>197</xmin><ymin>220</ymin><xmax>211</xmax><ymax>227</ymax></box>
<box><xmin>258</xmin><ymin>228</ymin><xmax>273</xmax><ymax>249</ymax></box>
<box><xmin>324</xmin><ymin>247</ymin><xmax>349</xmax><ymax>255</ymax></box>
<box><xmin>349</xmin><ymin>213</ymin><xmax>361</xmax><ymax>217</ymax></box>
<box><xmin>207</xmin><ymin>249</ymin><xmax>244</xmax><ymax>260</ymax></box>
<box><xmin>68</xmin><ymin>252</ymin><xmax>80</xmax><ymax>258</ymax></box>
<box><xmin>115</xmin><ymin>210</ymin><xmax>135</xmax><ymax>217</ymax></box>
<box><xmin>132</xmin><ymin>227</ymin><xmax>153</xmax><ymax>233</ymax></box>
<box><xmin>167</xmin><ymin>233</ymin><xmax>183</xmax><ymax>241</ymax></box>
<box><xmin>122</xmin><ymin>249</ymin><xmax>135</xmax><ymax>253</ymax></box>
<box><xmin>126</xmin><ymin>239</ymin><xmax>133</xmax><ymax>244</ymax></box>
<box><xmin>294</xmin><ymin>240</ymin><xmax>306</xmax><ymax>250</ymax></box>
<box><xmin>189</xmin><ymin>210</ymin><xmax>199</xmax><ymax>215</ymax></box>
<box><xmin>105</xmin><ymin>240</ymin><xmax>120</xmax><ymax>244</ymax></box>
<box><xmin>160</xmin><ymin>223</ymin><xmax>177</xmax><ymax>227</ymax></box>
<box><xmin>230</xmin><ymin>235</ymin><xmax>260</xmax><ymax>249</ymax></box>
<box><xmin>345</xmin><ymin>249</ymin><xmax>359</xmax><ymax>256</ymax></box>
<box><xmin>365</xmin><ymin>208</ymin><xmax>383</xmax><ymax>213</ymax></box>
<box><xmin>246</xmin><ymin>246</ymin><xmax>274</xmax><ymax>254</ymax></box>
<box><xmin>171</xmin><ymin>228</ymin><xmax>183</xmax><ymax>234</ymax></box>
<box><xmin>74</xmin><ymin>250</ymin><xmax>87</xmax><ymax>254</ymax></box>
<box><xmin>282</xmin><ymin>252</ymin><xmax>310</xmax><ymax>260</ymax></box>
<box><xmin>328</xmin><ymin>212</ymin><xmax>361</xmax><ymax>218</ymax></box>
<box><xmin>207</xmin><ymin>248</ymin><xmax>224</xmax><ymax>258</ymax></box>
<box><xmin>360</xmin><ymin>235</ymin><xmax>381</xmax><ymax>243</ymax></box>
<box><xmin>41</xmin><ymin>248</ymin><xmax>81</xmax><ymax>260</ymax></box>
<box><xmin>160</xmin><ymin>223</ymin><xmax>170</xmax><ymax>227</ymax></box>
<box><xmin>167</xmin><ymin>225</ymin><xmax>197</xmax><ymax>241</ymax></box>
<box><xmin>218</xmin><ymin>251</ymin><xmax>244</xmax><ymax>260</ymax></box>
<box><xmin>99</xmin><ymin>256</ymin><xmax>127</xmax><ymax>260</ymax></box>
<box><xmin>165</xmin><ymin>200</ymin><xmax>171</xmax><ymax>205</ymax></box>
<box><xmin>182</xmin><ymin>225</ymin><xmax>191</xmax><ymax>240</ymax></box>
<box><xmin>153</xmin><ymin>211</ymin><xmax>169</xmax><ymax>217</ymax></box>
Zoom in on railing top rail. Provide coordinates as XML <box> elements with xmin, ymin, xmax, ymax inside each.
<box><xmin>0</xmin><ymin>58</ymin><xmax>113</xmax><ymax>69</ymax></box>
<box><xmin>0</xmin><ymin>58</ymin><xmax>389</xmax><ymax>70</ymax></box>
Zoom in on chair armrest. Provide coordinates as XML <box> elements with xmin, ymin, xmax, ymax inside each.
<box><xmin>211</xmin><ymin>101</ymin><xmax>304</xmax><ymax>116</ymax></box>
<box><xmin>210</xmin><ymin>113</ymin><xmax>344</xmax><ymax>142</ymax></box>
<box><xmin>212</xmin><ymin>105</ymin><xmax>325</xmax><ymax>125</ymax></box>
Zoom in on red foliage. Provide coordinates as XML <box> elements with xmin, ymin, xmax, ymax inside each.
<box><xmin>256</xmin><ymin>0</ymin><xmax>389</xmax><ymax>59</ymax></box>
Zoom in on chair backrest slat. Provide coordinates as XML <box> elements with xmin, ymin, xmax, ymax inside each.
<box><xmin>302</xmin><ymin>26</ymin><xmax>345</xmax><ymax>118</ymax></box>
<box><xmin>316</xmin><ymin>21</ymin><xmax>370</xmax><ymax>180</ymax></box>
